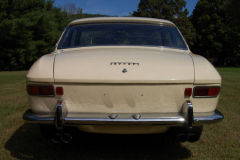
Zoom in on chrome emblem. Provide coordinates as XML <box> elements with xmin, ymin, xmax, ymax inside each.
<box><xmin>122</xmin><ymin>68</ymin><xmax>127</xmax><ymax>73</ymax></box>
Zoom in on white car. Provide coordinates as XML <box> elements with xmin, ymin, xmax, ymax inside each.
<box><xmin>23</xmin><ymin>17</ymin><xmax>223</xmax><ymax>143</ymax></box>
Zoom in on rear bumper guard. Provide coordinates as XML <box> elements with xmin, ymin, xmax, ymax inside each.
<box><xmin>23</xmin><ymin>100</ymin><xmax>224</xmax><ymax>127</ymax></box>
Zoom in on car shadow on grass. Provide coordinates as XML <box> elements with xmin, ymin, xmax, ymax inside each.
<box><xmin>5</xmin><ymin>124</ymin><xmax>192</xmax><ymax>160</ymax></box>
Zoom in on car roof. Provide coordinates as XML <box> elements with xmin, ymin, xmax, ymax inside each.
<box><xmin>68</xmin><ymin>17</ymin><xmax>176</xmax><ymax>26</ymax></box>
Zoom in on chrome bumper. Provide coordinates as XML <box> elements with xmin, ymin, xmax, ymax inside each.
<box><xmin>23</xmin><ymin>101</ymin><xmax>224</xmax><ymax>127</ymax></box>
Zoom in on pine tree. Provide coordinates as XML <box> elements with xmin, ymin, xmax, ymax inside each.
<box><xmin>0</xmin><ymin>0</ymin><xmax>70</xmax><ymax>70</ymax></box>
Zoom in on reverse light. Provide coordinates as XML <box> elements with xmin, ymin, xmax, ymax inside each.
<box><xmin>27</xmin><ymin>86</ymin><xmax>54</xmax><ymax>96</ymax></box>
<box><xmin>56</xmin><ymin>87</ymin><xmax>63</xmax><ymax>95</ymax></box>
<box><xmin>193</xmin><ymin>86</ymin><xmax>220</xmax><ymax>97</ymax></box>
<box><xmin>185</xmin><ymin>88</ymin><xmax>192</xmax><ymax>97</ymax></box>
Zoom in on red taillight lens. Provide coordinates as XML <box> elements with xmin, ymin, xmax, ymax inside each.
<box><xmin>56</xmin><ymin>87</ymin><xmax>63</xmax><ymax>95</ymax></box>
<box><xmin>193</xmin><ymin>86</ymin><xmax>220</xmax><ymax>97</ymax></box>
<box><xmin>27</xmin><ymin>86</ymin><xmax>54</xmax><ymax>96</ymax></box>
<box><xmin>208</xmin><ymin>87</ymin><xmax>221</xmax><ymax>96</ymax></box>
<box><xmin>27</xmin><ymin>86</ymin><xmax>39</xmax><ymax>95</ymax></box>
<box><xmin>185</xmin><ymin>88</ymin><xmax>192</xmax><ymax>97</ymax></box>
<box><xmin>39</xmin><ymin>86</ymin><xmax>54</xmax><ymax>95</ymax></box>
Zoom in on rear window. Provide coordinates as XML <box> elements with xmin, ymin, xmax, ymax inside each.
<box><xmin>58</xmin><ymin>24</ymin><xmax>187</xmax><ymax>50</ymax></box>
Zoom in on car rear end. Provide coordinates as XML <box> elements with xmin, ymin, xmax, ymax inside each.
<box><xmin>23</xmin><ymin>17</ymin><xmax>223</xmax><ymax>143</ymax></box>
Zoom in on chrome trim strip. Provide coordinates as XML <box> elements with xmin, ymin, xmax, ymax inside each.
<box><xmin>58</xmin><ymin>44</ymin><xmax>188</xmax><ymax>51</ymax></box>
<box><xmin>64</xmin><ymin>113</ymin><xmax>184</xmax><ymax>125</ymax></box>
<box><xmin>23</xmin><ymin>109</ymin><xmax>224</xmax><ymax>126</ymax></box>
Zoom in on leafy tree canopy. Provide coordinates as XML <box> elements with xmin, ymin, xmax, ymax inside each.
<box><xmin>132</xmin><ymin>0</ymin><xmax>196</xmax><ymax>46</ymax></box>
<box><xmin>224</xmin><ymin>0</ymin><xmax>240</xmax><ymax>27</ymax></box>
<box><xmin>191</xmin><ymin>0</ymin><xmax>240</xmax><ymax>65</ymax></box>
<box><xmin>1</xmin><ymin>0</ymin><xmax>239</xmax><ymax>70</ymax></box>
<box><xmin>0</xmin><ymin>0</ymin><xmax>110</xmax><ymax>71</ymax></box>
<box><xmin>224</xmin><ymin>0</ymin><xmax>240</xmax><ymax>64</ymax></box>
<box><xmin>0</xmin><ymin>0</ymin><xmax>70</xmax><ymax>70</ymax></box>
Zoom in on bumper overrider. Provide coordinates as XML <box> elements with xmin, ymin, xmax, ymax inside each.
<box><xmin>23</xmin><ymin>100</ymin><xmax>224</xmax><ymax>129</ymax></box>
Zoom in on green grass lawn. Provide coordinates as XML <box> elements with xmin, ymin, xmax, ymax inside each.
<box><xmin>0</xmin><ymin>68</ymin><xmax>239</xmax><ymax>159</ymax></box>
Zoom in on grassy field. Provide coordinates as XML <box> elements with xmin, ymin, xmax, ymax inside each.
<box><xmin>0</xmin><ymin>68</ymin><xmax>239</xmax><ymax>159</ymax></box>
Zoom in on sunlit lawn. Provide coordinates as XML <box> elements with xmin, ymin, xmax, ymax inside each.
<box><xmin>0</xmin><ymin>68</ymin><xmax>239</xmax><ymax>159</ymax></box>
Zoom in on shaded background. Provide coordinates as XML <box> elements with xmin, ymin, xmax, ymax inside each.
<box><xmin>0</xmin><ymin>0</ymin><xmax>239</xmax><ymax>71</ymax></box>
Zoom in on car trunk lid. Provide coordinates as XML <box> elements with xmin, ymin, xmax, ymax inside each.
<box><xmin>54</xmin><ymin>46</ymin><xmax>194</xmax><ymax>83</ymax></box>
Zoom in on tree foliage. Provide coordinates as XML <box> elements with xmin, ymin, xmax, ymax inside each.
<box><xmin>133</xmin><ymin>0</ymin><xmax>240</xmax><ymax>65</ymax></box>
<box><xmin>224</xmin><ymin>0</ymin><xmax>240</xmax><ymax>64</ymax></box>
<box><xmin>132</xmin><ymin>0</ymin><xmax>196</xmax><ymax>46</ymax></box>
<box><xmin>191</xmin><ymin>0</ymin><xmax>240</xmax><ymax>65</ymax></box>
<box><xmin>0</xmin><ymin>0</ymin><xmax>239</xmax><ymax>70</ymax></box>
<box><xmin>63</xmin><ymin>2</ymin><xmax>84</xmax><ymax>19</ymax></box>
<box><xmin>0</xmin><ymin>0</ymin><xmax>110</xmax><ymax>71</ymax></box>
<box><xmin>224</xmin><ymin>0</ymin><xmax>240</xmax><ymax>26</ymax></box>
<box><xmin>0</xmin><ymin>0</ymin><xmax>70</xmax><ymax>70</ymax></box>
<box><xmin>62</xmin><ymin>3</ymin><xmax>110</xmax><ymax>20</ymax></box>
<box><xmin>191</xmin><ymin>0</ymin><xmax>227</xmax><ymax>64</ymax></box>
<box><xmin>63</xmin><ymin>2</ymin><xmax>83</xmax><ymax>15</ymax></box>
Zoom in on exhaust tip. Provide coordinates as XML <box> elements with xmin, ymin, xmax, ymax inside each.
<box><xmin>52</xmin><ymin>133</ymin><xmax>62</xmax><ymax>143</ymax></box>
<box><xmin>178</xmin><ymin>134</ymin><xmax>187</xmax><ymax>143</ymax></box>
<box><xmin>62</xmin><ymin>133</ymin><xmax>72</xmax><ymax>144</ymax></box>
<box><xmin>188</xmin><ymin>134</ymin><xmax>199</xmax><ymax>143</ymax></box>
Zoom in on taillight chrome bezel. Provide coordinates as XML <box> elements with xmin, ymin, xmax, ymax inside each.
<box><xmin>193</xmin><ymin>86</ymin><xmax>221</xmax><ymax>98</ymax></box>
<box><xmin>27</xmin><ymin>84</ymin><xmax>55</xmax><ymax>97</ymax></box>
